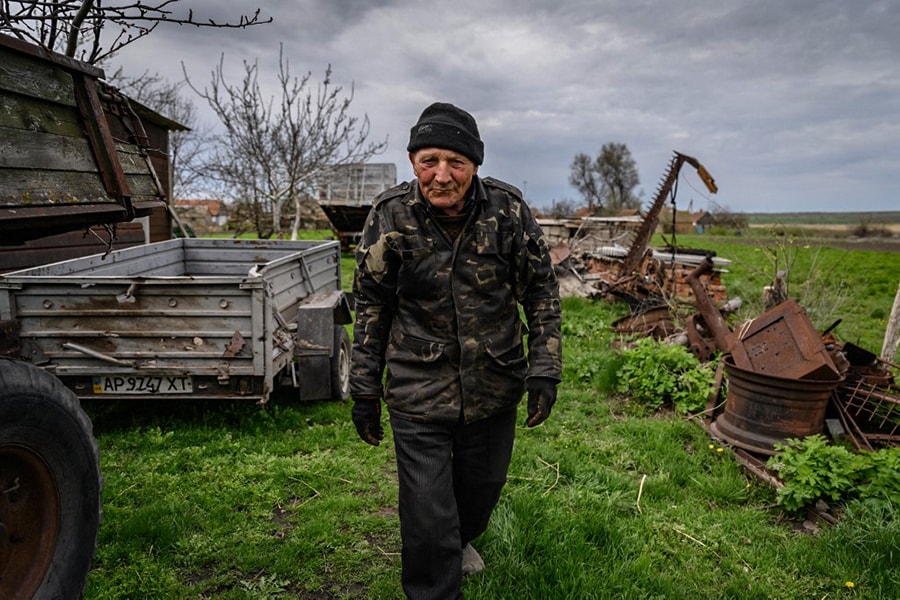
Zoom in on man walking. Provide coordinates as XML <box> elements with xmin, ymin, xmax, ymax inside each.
<box><xmin>350</xmin><ymin>102</ymin><xmax>562</xmax><ymax>599</ymax></box>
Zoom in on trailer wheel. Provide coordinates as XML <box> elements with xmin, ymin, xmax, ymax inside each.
<box><xmin>331</xmin><ymin>326</ymin><xmax>351</xmax><ymax>401</ymax></box>
<box><xmin>0</xmin><ymin>359</ymin><xmax>102</xmax><ymax>600</ymax></box>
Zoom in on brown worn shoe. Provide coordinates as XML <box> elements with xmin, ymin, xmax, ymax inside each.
<box><xmin>461</xmin><ymin>543</ymin><xmax>485</xmax><ymax>576</ymax></box>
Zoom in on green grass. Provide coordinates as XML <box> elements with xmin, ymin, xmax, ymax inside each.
<box><xmin>80</xmin><ymin>232</ymin><xmax>900</xmax><ymax>598</ymax></box>
<box><xmin>745</xmin><ymin>211</ymin><xmax>900</xmax><ymax>226</ymax></box>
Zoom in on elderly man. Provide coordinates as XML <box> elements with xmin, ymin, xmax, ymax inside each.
<box><xmin>350</xmin><ymin>102</ymin><xmax>562</xmax><ymax>599</ymax></box>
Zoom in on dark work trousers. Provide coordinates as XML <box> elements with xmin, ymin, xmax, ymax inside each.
<box><xmin>389</xmin><ymin>408</ymin><xmax>517</xmax><ymax>600</ymax></box>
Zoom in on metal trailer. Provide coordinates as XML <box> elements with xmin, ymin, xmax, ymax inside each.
<box><xmin>0</xmin><ymin>238</ymin><xmax>352</xmax><ymax>404</ymax></box>
<box><xmin>316</xmin><ymin>162</ymin><xmax>397</xmax><ymax>249</ymax></box>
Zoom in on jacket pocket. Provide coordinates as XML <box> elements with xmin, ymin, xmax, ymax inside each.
<box><xmin>395</xmin><ymin>235</ymin><xmax>437</xmax><ymax>293</ymax></box>
<box><xmin>477</xmin><ymin>338</ymin><xmax>527</xmax><ymax>402</ymax></box>
<box><xmin>384</xmin><ymin>333</ymin><xmax>455</xmax><ymax>416</ymax></box>
<box><xmin>474</xmin><ymin>226</ymin><xmax>515</xmax><ymax>256</ymax></box>
<box><xmin>388</xmin><ymin>332</ymin><xmax>445</xmax><ymax>363</ymax></box>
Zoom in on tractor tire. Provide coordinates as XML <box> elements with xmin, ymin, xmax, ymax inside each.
<box><xmin>0</xmin><ymin>358</ymin><xmax>102</xmax><ymax>600</ymax></box>
<box><xmin>331</xmin><ymin>326</ymin><xmax>351</xmax><ymax>401</ymax></box>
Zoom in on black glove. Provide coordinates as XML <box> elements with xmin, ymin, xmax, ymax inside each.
<box><xmin>526</xmin><ymin>377</ymin><xmax>558</xmax><ymax>427</ymax></box>
<box><xmin>352</xmin><ymin>396</ymin><xmax>384</xmax><ymax>446</ymax></box>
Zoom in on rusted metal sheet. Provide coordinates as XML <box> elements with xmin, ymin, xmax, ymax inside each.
<box><xmin>611</xmin><ymin>304</ymin><xmax>675</xmax><ymax>338</ymax></box>
<box><xmin>733</xmin><ymin>300</ymin><xmax>839</xmax><ymax>380</ymax></box>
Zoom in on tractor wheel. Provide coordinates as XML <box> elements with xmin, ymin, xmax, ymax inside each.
<box><xmin>0</xmin><ymin>358</ymin><xmax>102</xmax><ymax>600</ymax></box>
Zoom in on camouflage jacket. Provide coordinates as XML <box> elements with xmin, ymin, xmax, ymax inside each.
<box><xmin>350</xmin><ymin>175</ymin><xmax>562</xmax><ymax>423</ymax></box>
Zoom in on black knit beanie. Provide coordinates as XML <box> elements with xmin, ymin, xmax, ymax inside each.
<box><xmin>407</xmin><ymin>102</ymin><xmax>484</xmax><ymax>165</ymax></box>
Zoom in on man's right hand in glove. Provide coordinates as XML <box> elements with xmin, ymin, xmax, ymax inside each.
<box><xmin>351</xmin><ymin>396</ymin><xmax>384</xmax><ymax>446</ymax></box>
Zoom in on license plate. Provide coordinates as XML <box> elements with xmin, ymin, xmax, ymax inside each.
<box><xmin>93</xmin><ymin>375</ymin><xmax>193</xmax><ymax>395</ymax></box>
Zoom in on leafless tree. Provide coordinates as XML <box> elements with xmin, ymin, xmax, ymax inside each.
<box><xmin>569</xmin><ymin>142</ymin><xmax>641</xmax><ymax>214</ymax></box>
<box><xmin>185</xmin><ymin>47</ymin><xmax>387</xmax><ymax>239</ymax></box>
<box><xmin>708</xmin><ymin>200</ymin><xmax>749</xmax><ymax>232</ymax></box>
<box><xmin>568</xmin><ymin>153</ymin><xmax>603</xmax><ymax>212</ymax></box>
<box><xmin>0</xmin><ymin>0</ymin><xmax>270</xmax><ymax>64</ymax></box>
<box><xmin>545</xmin><ymin>198</ymin><xmax>578</xmax><ymax>219</ymax></box>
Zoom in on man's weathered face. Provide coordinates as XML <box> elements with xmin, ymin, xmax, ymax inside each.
<box><xmin>409</xmin><ymin>148</ymin><xmax>478</xmax><ymax>215</ymax></box>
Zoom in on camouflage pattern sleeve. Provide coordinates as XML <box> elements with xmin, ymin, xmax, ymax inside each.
<box><xmin>349</xmin><ymin>201</ymin><xmax>399</xmax><ymax>399</ymax></box>
<box><xmin>512</xmin><ymin>196</ymin><xmax>563</xmax><ymax>383</ymax></box>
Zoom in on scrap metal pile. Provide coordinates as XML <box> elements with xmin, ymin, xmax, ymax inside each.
<box><xmin>548</xmin><ymin>151</ymin><xmax>731</xmax><ymax>339</ymax></box>
<box><xmin>549</xmin><ymin>151</ymin><xmax>725</xmax><ymax>314</ymax></box>
<box><xmin>548</xmin><ymin>150</ymin><xmax>900</xmax><ymax>456</ymax></box>
<box><xmin>682</xmin><ymin>254</ymin><xmax>900</xmax><ymax>454</ymax></box>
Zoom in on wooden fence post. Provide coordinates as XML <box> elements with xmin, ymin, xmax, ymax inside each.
<box><xmin>882</xmin><ymin>280</ymin><xmax>900</xmax><ymax>364</ymax></box>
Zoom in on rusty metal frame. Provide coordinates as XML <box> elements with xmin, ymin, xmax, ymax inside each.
<box><xmin>834</xmin><ymin>380</ymin><xmax>900</xmax><ymax>450</ymax></box>
<box><xmin>71</xmin><ymin>72</ymin><xmax>134</xmax><ymax>218</ymax></box>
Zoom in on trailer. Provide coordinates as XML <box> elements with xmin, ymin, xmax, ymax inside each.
<box><xmin>1</xmin><ymin>238</ymin><xmax>352</xmax><ymax>404</ymax></box>
<box><xmin>316</xmin><ymin>162</ymin><xmax>396</xmax><ymax>249</ymax></box>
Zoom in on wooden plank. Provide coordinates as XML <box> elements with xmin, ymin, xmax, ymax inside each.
<box><xmin>72</xmin><ymin>72</ymin><xmax>131</xmax><ymax>203</ymax></box>
<box><xmin>0</xmin><ymin>45</ymin><xmax>77</xmax><ymax>106</ymax></box>
<box><xmin>0</xmin><ymin>126</ymin><xmax>98</xmax><ymax>172</ymax></box>
<box><xmin>124</xmin><ymin>173</ymin><xmax>161</xmax><ymax>197</ymax></box>
<box><xmin>0</xmin><ymin>96</ymin><xmax>83</xmax><ymax>137</ymax></box>
<box><xmin>0</xmin><ymin>33</ymin><xmax>104</xmax><ymax>79</ymax></box>
<box><xmin>882</xmin><ymin>280</ymin><xmax>900</xmax><ymax>363</ymax></box>
<box><xmin>0</xmin><ymin>169</ymin><xmax>110</xmax><ymax>205</ymax></box>
<box><xmin>0</xmin><ymin>167</ymin><xmax>160</xmax><ymax>207</ymax></box>
<box><xmin>0</xmin><ymin>223</ymin><xmax>146</xmax><ymax>274</ymax></box>
<box><xmin>116</xmin><ymin>143</ymin><xmax>163</xmax><ymax>175</ymax></box>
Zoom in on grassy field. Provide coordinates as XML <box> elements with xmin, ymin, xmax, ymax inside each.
<box><xmin>745</xmin><ymin>211</ymin><xmax>900</xmax><ymax>226</ymax></box>
<box><xmin>80</xmin><ymin>231</ymin><xmax>900</xmax><ymax>599</ymax></box>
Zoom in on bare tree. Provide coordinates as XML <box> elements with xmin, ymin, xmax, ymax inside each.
<box><xmin>597</xmin><ymin>142</ymin><xmax>640</xmax><ymax>213</ymax></box>
<box><xmin>185</xmin><ymin>47</ymin><xmax>387</xmax><ymax>239</ymax></box>
<box><xmin>546</xmin><ymin>198</ymin><xmax>578</xmax><ymax>219</ymax></box>
<box><xmin>568</xmin><ymin>153</ymin><xmax>603</xmax><ymax>212</ymax></box>
<box><xmin>708</xmin><ymin>200</ymin><xmax>748</xmax><ymax>232</ymax></box>
<box><xmin>0</xmin><ymin>0</ymin><xmax>270</xmax><ymax>63</ymax></box>
<box><xmin>569</xmin><ymin>142</ymin><xmax>641</xmax><ymax>214</ymax></box>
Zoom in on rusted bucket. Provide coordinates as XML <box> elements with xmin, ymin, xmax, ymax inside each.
<box><xmin>710</xmin><ymin>355</ymin><xmax>842</xmax><ymax>455</ymax></box>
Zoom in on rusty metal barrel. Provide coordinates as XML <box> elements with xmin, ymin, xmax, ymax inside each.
<box><xmin>710</xmin><ymin>355</ymin><xmax>842</xmax><ymax>455</ymax></box>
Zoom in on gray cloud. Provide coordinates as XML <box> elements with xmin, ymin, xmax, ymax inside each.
<box><xmin>114</xmin><ymin>0</ymin><xmax>900</xmax><ymax>212</ymax></box>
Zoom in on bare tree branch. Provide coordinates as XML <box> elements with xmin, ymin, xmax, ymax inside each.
<box><xmin>569</xmin><ymin>143</ymin><xmax>641</xmax><ymax>215</ymax></box>
<box><xmin>569</xmin><ymin>152</ymin><xmax>605</xmax><ymax>212</ymax></box>
<box><xmin>184</xmin><ymin>48</ymin><xmax>388</xmax><ymax>239</ymax></box>
<box><xmin>1</xmin><ymin>1</ymin><xmax>271</xmax><ymax>63</ymax></box>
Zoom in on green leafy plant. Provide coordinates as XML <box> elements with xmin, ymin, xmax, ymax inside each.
<box><xmin>614</xmin><ymin>338</ymin><xmax>716</xmax><ymax>414</ymax></box>
<box><xmin>852</xmin><ymin>447</ymin><xmax>900</xmax><ymax>509</ymax></box>
<box><xmin>767</xmin><ymin>435</ymin><xmax>900</xmax><ymax>513</ymax></box>
<box><xmin>767</xmin><ymin>435</ymin><xmax>863</xmax><ymax>512</ymax></box>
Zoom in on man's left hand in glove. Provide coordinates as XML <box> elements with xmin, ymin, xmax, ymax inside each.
<box><xmin>526</xmin><ymin>377</ymin><xmax>558</xmax><ymax>427</ymax></box>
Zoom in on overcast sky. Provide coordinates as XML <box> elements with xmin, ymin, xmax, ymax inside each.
<box><xmin>113</xmin><ymin>0</ymin><xmax>899</xmax><ymax>214</ymax></box>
